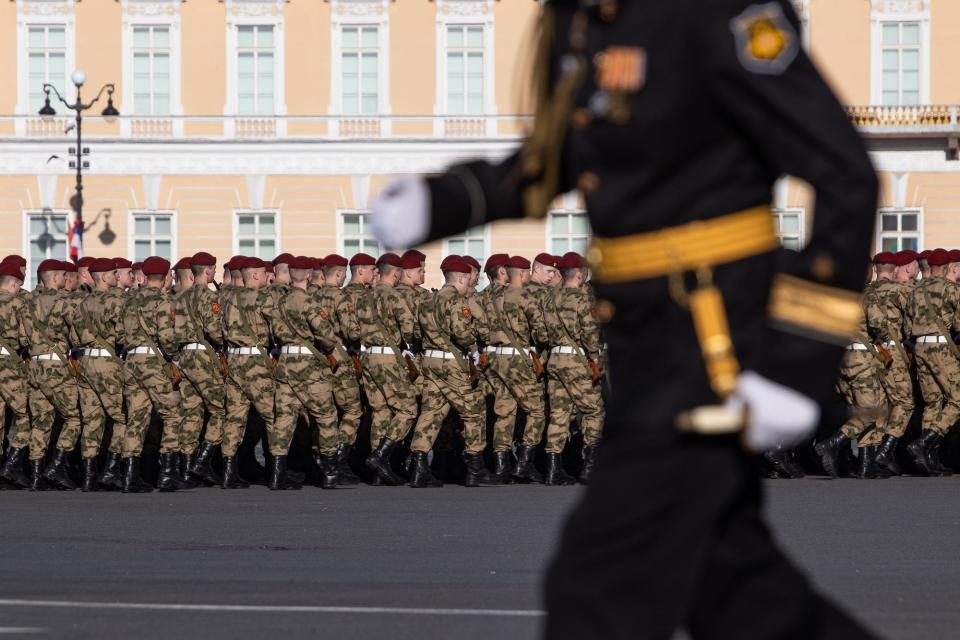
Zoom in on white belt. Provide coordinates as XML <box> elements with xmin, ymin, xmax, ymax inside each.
<box><xmin>423</xmin><ymin>349</ymin><xmax>455</xmax><ymax>360</ymax></box>
<box><xmin>916</xmin><ymin>335</ymin><xmax>948</xmax><ymax>344</ymax></box>
<box><xmin>83</xmin><ymin>348</ymin><xmax>112</xmax><ymax>357</ymax></box>
<box><xmin>845</xmin><ymin>343</ymin><xmax>868</xmax><ymax>351</ymax></box>
<box><xmin>31</xmin><ymin>353</ymin><xmax>61</xmax><ymax>361</ymax></box>
<box><xmin>182</xmin><ymin>343</ymin><xmax>207</xmax><ymax>351</ymax></box>
<box><xmin>551</xmin><ymin>346</ymin><xmax>585</xmax><ymax>355</ymax></box>
<box><xmin>484</xmin><ymin>346</ymin><xmax>499</xmax><ymax>354</ymax></box>
<box><xmin>492</xmin><ymin>346</ymin><xmax>533</xmax><ymax>356</ymax></box>
<box><xmin>280</xmin><ymin>346</ymin><xmax>311</xmax><ymax>355</ymax></box>
<box><xmin>127</xmin><ymin>347</ymin><xmax>156</xmax><ymax>355</ymax></box>
<box><xmin>367</xmin><ymin>346</ymin><xmax>395</xmax><ymax>355</ymax></box>
<box><xmin>882</xmin><ymin>340</ymin><xmax>898</xmax><ymax>348</ymax></box>
<box><xmin>227</xmin><ymin>346</ymin><xmax>262</xmax><ymax>356</ymax></box>
<box><xmin>0</xmin><ymin>347</ymin><xmax>10</xmax><ymax>356</ymax></box>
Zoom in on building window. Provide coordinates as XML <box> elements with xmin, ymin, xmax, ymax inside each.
<box><xmin>878</xmin><ymin>208</ymin><xmax>921</xmax><ymax>252</ymax></box>
<box><xmin>445</xmin><ymin>25</ymin><xmax>484</xmax><ymax>114</ymax></box>
<box><xmin>27</xmin><ymin>211</ymin><xmax>69</xmax><ymax>287</ymax></box>
<box><xmin>236</xmin><ymin>211</ymin><xmax>277</xmax><ymax>259</ymax></box>
<box><xmin>131</xmin><ymin>212</ymin><xmax>174</xmax><ymax>262</ymax></box>
<box><xmin>772</xmin><ymin>209</ymin><xmax>805</xmax><ymax>251</ymax></box>
<box><xmin>445</xmin><ymin>226</ymin><xmax>487</xmax><ymax>264</ymax></box>
<box><xmin>237</xmin><ymin>25</ymin><xmax>275</xmax><ymax>115</ymax></box>
<box><xmin>341</xmin><ymin>26</ymin><xmax>379</xmax><ymax>115</ymax></box>
<box><xmin>132</xmin><ymin>26</ymin><xmax>171</xmax><ymax>115</ymax></box>
<box><xmin>881</xmin><ymin>22</ymin><xmax>921</xmax><ymax>106</ymax></box>
<box><xmin>549</xmin><ymin>210</ymin><xmax>590</xmax><ymax>255</ymax></box>
<box><xmin>27</xmin><ymin>26</ymin><xmax>67</xmax><ymax>113</ymax></box>
<box><xmin>339</xmin><ymin>210</ymin><xmax>379</xmax><ymax>258</ymax></box>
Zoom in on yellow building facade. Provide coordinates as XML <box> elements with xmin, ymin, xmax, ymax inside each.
<box><xmin>0</xmin><ymin>0</ymin><xmax>957</xmax><ymax>286</ymax></box>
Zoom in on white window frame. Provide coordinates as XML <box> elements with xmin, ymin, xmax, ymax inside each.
<box><xmin>771</xmin><ymin>208</ymin><xmax>806</xmax><ymax>251</ymax></box>
<box><xmin>120</xmin><ymin>1</ymin><xmax>184</xmax><ymax>136</ymax></box>
<box><xmin>15</xmin><ymin>1</ymin><xmax>77</xmax><ymax>136</ymax></box>
<box><xmin>876</xmin><ymin>207</ymin><xmax>923</xmax><ymax>253</ymax></box>
<box><xmin>546</xmin><ymin>192</ymin><xmax>590</xmax><ymax>255</ymax></box>
<box><xmin>224</xmin><ymin>0</ymin><xmax>287</xmax><ymax>136</ymax></box>
<box><xmin>336</xmin><ymin>209</ymin><xmax>381</xmax><ymax>258</ymax></box>
<box><xmin>443</xmin><ymin>225</ymin><xmax>490</xmax><ymax>262</ymax></box>
<box><xmin>128</xmin><ymin>210</ymin><xmax>177</xmax><ymax>263</ymax></box>
<box><xmin>433</xmin><ymin>0</ymin><xmax>496</xmax><ymax>136</ymax></box>
<box><xmin>233</xmin><ymin>209</ymin><xmax>281</xmax><ymax>259</ymax></box>
<box><xmin>22</xmin><ymin>208</ymin><xmax>70</xmax><ymax>289</ymax></box>
<box><xmin>328</xmin><ymin>0</ymin><xmax>391</xmax><ymax>137</ymax></box>
<box><xmin>870</xmin><ymin>1</ymin><xmax>930</xmax><ymax>106</ymax></box>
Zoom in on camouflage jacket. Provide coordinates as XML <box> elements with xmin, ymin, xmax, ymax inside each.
<box><xmin>175</xmin><ymin>284</ymin><xmax>224</xmax><ymax>349</ymax></box>
<box><xmin>357</xmin><ymin>283</ymin><xmax>417</xmax><ymax>349</ymax></box>
<box><xmin>316</xmin><ymin>283</ymin><xmax>360</xmax><ymax>345</ymax></box>
<box><xmin>864</xmin><ymin>278</ymin><xmax>912</xmax><ymax>343</ymax></box>
<box><xmin>269</xmin><ymin>286</ymin><xmax>338</xmax><ymax>351</ymax></box>
<box><xmin>120</xmin><ymin>285</ymin><xmax>178</xmax><ymax>355</ymax></box>
<box><xmin>72</xmin><ymin>287</ymin><xmax>126</xmax><ymax>352</ymax></box>
<box><xmin>419</xmin><ymin>284</ymin><xmax>478</xmax><ymax>354</ymax></box>
<box><xmin>21</xmin><ymin>288</ymin><xmax>72</xmax><ymax>356</ymax></box>
<box><xmin>396</xmin><ymin>284</ymin><xmax>427</xmax><ymax>345</ymax></box>
<box><xmin>479</xmin><ymin>284</ymin><xmax>510</xmax><ymax>347</ymax></box>
<box><xmin>0</xmin><ymin>291</ymin><xmax>26</xmax><ymax>354</ymax></box>
<box><xmin>908</xmin><ymin>276</ymin><xmax>960</xmax><ymax>337</ymax></box>
<box><xmin>222</xmin><ymin>287</ymin><xmax>272</xmax><ymax>349</ymax></box>
<box><xmin>491</xmin><ymin>285</ymin><xmax>548</xmax><ymax>350</ymax></box>
<box><xmin>543</xmin><ymin>286</ymin><xmax>602</xmax><ymax>358</ymax></box>
<box><xmin>464</xmin><ymin>288</ymin><xmax>491</xmax><ymax>347</ymax></box>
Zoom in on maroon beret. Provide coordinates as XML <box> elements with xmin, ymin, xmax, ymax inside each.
<box><xmin>440</xmin><ymin>255</ymin><xmax>461</xmax><ymax>272</ymax></box>
<box><xmin>441</xmin><ymin>257</ymin><xmax>471</xmax><ymax>274</ymax></box>
<box><xmin>264</xmin><ymin>263</ymin><xmax>274</xmax><ymax>274</ymax></box>
<box><xmin>892</xmin><ymin>251</ymin><xmax>918</xmax><ymax>268</ymax></box>
<box><xmin>0</xmin><ymin>263</ymin><xmax>24</xmax><ymax>280</ymax></box>
<box><xmin>507</xmin><ymin>256</ymin><xmax>531</xmax><ymax>270</ymax></box>
<box><xmin>271</xmin><ymin>253</ymin><xmax>294</xmax><ymax>266</ymax></box>
<box><xmin>324</xmin><ymin>254</ymin><xmax>348</xmax><ymax>268</ymax></box>
<box><xmin>349</xmin><ymin>253</ymin><xmax>376</xmax><ymax>267</ymax></box>
<box><xmin>949</xmin><ymin>249</ymin><xmax>960</xmax><ymax>264</ymax></box>
<box><xmin>228</xmin><ymin>255</ymin><xmax>246</xmax><ymax>270</ymax></box>
<box><xmin>131</xmin><ymin>262</ymin><xmax>144</xmax><ymax>272</ymax></box>
<box><xmin>61</xmin><ymin>261</ymin><xmax>77</xmax><ymax>273</ymax></box>
<box><xmin>241</xmin><ymin>257</ymin><xmax>266</xmax><ymax>270</ymax></box>
<box><xmin>1</xmin><ymin>255</ymin><xmax>26</xmax><ymax>268</ymax></box>
<box><xmin>872</xmin><ymin>252</ymin><xmax>896</xmax><ymax>265</ymax></box>
<box><xmin>461</xmin><ymin>255</ymin><xmax>481</xmax><ymax>271</ymax></box>
<box><xmin>402</xmin><ymin>249</ymin><xmax>427</xmax><ymax>263</ymax></box>
<box><xmin>927</xmin><ymin>248</ymin><xmax>950</xmax><ymax>267</ymax></box>
<box><xmin>77</xmin><ymin>256</ymin><xmax>95</xmax><ymax>269</ymax></box>
<box><xmin>559</xmin><ymin>253</ymin><xmax>586</xmax><ymax>269</ymax></box>
<box><xmin>190</xmin><ymin>252</ymin><xmax>216</xmax><ymax>267</ymax></box>
<box><xmin>287</xmin><ymin>255</ymin><xmax>313</xmax><ymax>270</ymax></box>
<box><xmin>89</xmin><ymin>258</ymin><xmax>117</xmax><ymax>273</ymax></box>
<box><xmin>377</xmin><ymin>253</ymin><xmax>403</xmax><ymax>268</ymax></box>
<box><xmin>313</xmin><ymin>258</ymin><xmax>325</xmax><ymax>270</ymax></box>
<box><xmin>534</xmin><ymin>252</ymin><xmax>558</xmax><ymax>268</ymax></box>
<box><xmin>173</xmin><ymin>257</ymin><xmax>192</xmax><ymax>271</ymax></box>
<box><xmin>484</xmin><ymin>253</ymin><xmax>510</xmax><ymax>271</ymax></box>
<box><xmin>919</xmin><ymin>250</ymin><xmax>932</xmax><ymax>260</ymax></box>
<box><xmin>142</xmin><ymin>256</ymin><xmax>171</xmax><ymax>276</ymax></box>
<box><xmin>400</xmin><ymin>253</ymin><xmax>421</xmax><ymax>270</ymax></box>
<box><xmin>114</xmin><ymin>257</ymin><xmax>133</xmax><ymax>269</ymax></box>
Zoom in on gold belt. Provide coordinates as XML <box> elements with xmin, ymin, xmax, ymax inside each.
<box><xmin>586</xmin><ymin>206</ymin><xmax>779</xmax><ymax>284</ymax></box>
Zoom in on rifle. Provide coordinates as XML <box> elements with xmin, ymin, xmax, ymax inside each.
<box><xmin>589</xmin><ymin>359</ymin><xmax>603</xmax><ymax>383</ymax></box>
<box><xmin>530</xmin><ymin>350</ymin><xmax>545</xmax><ymax>379</ymax></box>
<box><xmin>351</xmin><ymin>352</ymin><xmax>363</xmax><ymax>380</ymax></box>
<box><xmin>875</xmin><ymin>344</ymin><xmax>893</xmax><ymax>369</ymax></box>
<box><xmin>403</xmin><ymin>350</ymin><xmax>420</xmax><ymax>382</ymax></box>
<box><xmin>217</xmin><ymin>351</ymin><xmax>229</xmax><ymax>377</ymax></box>
<box><xmin>168</xmin><ymin>361</ymin><xmax>182</xmax><ymax>388</ymax></box>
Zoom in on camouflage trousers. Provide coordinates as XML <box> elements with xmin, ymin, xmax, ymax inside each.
<box><xmin>362</xmin><ymin>353</ymin><xmax>418</xmax><ymax>445</ymax></box>
<box><xmin>122</xmin><ymin>354</ymin><xmax>182</xmax><ymax>457</ymax></box>
<box><xmin>480</xmin><ymin>357</ymin><xmax>519</xmax><ymax>453</ymax></box>
<box><xmin>490</xmin><ymin>351</ymin><xmax>546</xmax><ymax>448</ymax></box>
<box><xmin>410</xmin><ymin>356</ymin><xmax>486</xmax><ymax>454</ymax></box>
<box><xmin>27</xmin><ymin>358</ymin><xmax>82</xmax><ymax>460</ymax></box>
<box><xmin>0</xmin><ymin>359</ymin><xmax>30</xmax><ymax>453</ymax></box>
<box><xmin>223</xmin><ymin>352</ymin><xmax>275</xmax><ymax>457</ymax></box>
<box><xmin>877</xmin><ymin>346</ymin><xmax>915</xmax><ymax>439</ymax></box>
<box><xmin>544</xmin><ymin>353</ymin><xmax>605</xmax><ymax>454</ymax></box>
<box><xmin>179</xmin><ymin>348</ymin><xmax>227</xmax><ymax>453</ymax></box>
<box><xmin>834</xmin><ymin>350</ymin><xmax>886</xmax><ymax>446</ymax></box>
<box><xmin>914</xmin><ymin>343</ymin><xmax>960</xmax><ymax>435</ymax></box>
<box><xmin>78</xmin><ymin>354</ymin><xmax>127</xmax><ymax>459</ymax></box>
<box><xmin>330</xmin><ymin>347</ymin><xmax>363</xmax><ymax>447</ymax></box>
<box><xmin>274</xmin><ymin>354</ymin><xmax>339</xmax><ymax>456</ymax></box>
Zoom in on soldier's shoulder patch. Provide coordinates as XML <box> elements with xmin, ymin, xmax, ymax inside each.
<box><xmin>170</xmin><ymin>307</ymin><xmax>176</xmax><ymax>321</ymax></box>
<box><xmin>462</xmin><ymin>306</ymin><xmax>471</xmax><ymax>320</ymax></box>
<box><xmin>319</xmin><ymin>308</ymin><xmax>329</xmax><ymax>320</ymax></box>
<box><xmin>730</xmin><ymin>2</ymin><xmax>799</xmax><ymax>76</ymax></box>
<box><xmin>347</xmin><ymin>303</ymin><xmax>354</xmax><ymax>313</ymax></box>
<box><xmin>212</xmin><ymin>302</ymin><xmax>222</xmax><ymax>315</ymax></box>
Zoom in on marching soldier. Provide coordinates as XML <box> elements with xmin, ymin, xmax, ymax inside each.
<box><xmin>542</xmin><ymin>253</ymin><xmax>605</xmax><ymax>485</ymax></box>
<box><xmin>120</xmin><ymin>256</ymin><xmax>184</xmax><ymax>493</ymax></box>
<box><xmin>527</xmin><ymin>253</ymin><xmax>561</xmax><ymax>310</ymax></box>
<box><xmin>0</xmin><ymin>262</ymin><xmax>31</xmax><ymax>489</ymax></box>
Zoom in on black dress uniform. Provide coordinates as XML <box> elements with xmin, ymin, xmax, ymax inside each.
<box><xmin>420</xmin><ymin>1</ymin><xmax>879</xmax><ymax>638</ymax></box>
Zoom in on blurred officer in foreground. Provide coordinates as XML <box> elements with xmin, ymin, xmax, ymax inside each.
<box><xmin>371</xmin><ymin>1</ymin><xmax>879</xmax><ymax>638</ymax></box>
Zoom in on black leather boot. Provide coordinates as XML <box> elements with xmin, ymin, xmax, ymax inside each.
<box><xmin>335</xmin><ymin>444</ymin><xmax>361</xmax><ymax>485</ymax></box>
<box><xmin>814</xmin><ymin>430</ymin><xmax>850</xmax><ymax>478</ymax></box>
<box><xmin>0</xmin><ymin>447</ymin><xmax>31</xmax><ymax>489</ymax></box>
<box><xmin>408</xmin><ymin>451</ymin><xmax>442</xmax><ymax>488</ymax></box>
<box><xmin>928</xmin><ymin>436</ymin><xmax>953</xmax><ymax>476</ymax></box>
<box><xmin>856</xmin><ymin>446</ymin><xmax>891</xmax><ymax>479</ymax></box>
<box><xmin>763</xmin><ymin>448</ymin><xmax>805</xmax><ymax>479</ymax></box>
<box><xmin>317</xmin><ymin>453</ymin><xmax>339</xmax><ymax>490</ymax></box>
<box><xmin>121</xmin><ymin>457</ymin><xmax>153</xmax><ymax>493</ymax></box>
<box><xmin>43</xmin><ymin>449</ymin><xmax>77</xmax><ymax>490</ymax></box>
<box><xmin>156</xmin><ymin>453</ymin><xmax>180</xmax><ymax>492</ymax></box>
<box><xmin>874</xmin><ymin>435</ymin><xmax>902</xmax><ymax>476</ymax></box>
<box><xmin>365</xmin><ymin>437</ymin><xmax>405</xmax><ymax>485</ymax></box>
<box><xmin>544</xmin><ymin>453</ymin><xmax>576</xmax><ymax>486</ymax></box>
<box><xmin>29</xmin><ymin>459</ymin><xmax>49</xmax><ymax>491</ymax></box>
<box><xmin>579</xmin><ymin>446</ymin><xmax>596</xmax><ymax>485</ymax></box>
<box><xmin>98</xmin><ymin>452</ymin><xmax>123</xmax><ymax>490</ymax></box>
<box><xmin>512</xmin><ymin>445</ymin><xmax>544</xmax><ymax>483</ymax></box>
<box><xmin>463</xmin><ymin>452</ymin><xmax>497</xmax><ymax>487</ymax></box>
<box><xmin>268</xmin><ymin>455</ymin><xmax>302</xmax><ymax>490</ymax></box>
<box><xmin>908</xmin><ymin>430</ymin><xmax>948</xmax><ymax>477</ymax></box>
<box><xmin>81</xmin><ymin>457</ymin><xmax>99</xmax><ymax>492</ymax></box>
<box><xmin>221</xmin><ymin>456</ymin><xmax>250</xmax><ymax>489</ymax></box>
<box><xmin>491</xmin><ymin>451</ymin><xmax>513</xmax><ymax>485</ymax></box>
<box><xmin>178</xmin><ymin>452</ymin><xmax>200</xmax><ymax>489</ymax></box>
<box><xmin>190</xmin><ymin>442</ymin><xmax>223</xmax><ymax>486</ymax></box>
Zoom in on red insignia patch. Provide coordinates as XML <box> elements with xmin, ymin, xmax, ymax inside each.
<box><xmin>170</xmin><ymin>308</ymin><xmax>176</xmax><ymax>321</ymax></box>
<box><xmin>212</xmin><ymin>302</ymin><xmax>222</xmax><ymax>315</ymax></box>
<box><xmin>319</xmin><ymin>308</ymin><xmax>329</xmax><ymax>320</ymax></box>
<box><xmin>347</xmin><ymin>303</ymin><xmax>354</xmax><ymax>313</ymax></box>
<box><xmin>462</xmin><ymin>306</ymin><xmax>471</xmax><ymax>320</ymax></box>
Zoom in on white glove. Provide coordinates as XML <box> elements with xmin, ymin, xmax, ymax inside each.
<box><xmin>402</xmin><ymin>349</ymin><xmax>416</xmax><ymax>360</ymax></box>
<box><xmin>470</xmin><ymin>351</ymin><xmax>481</xmax><ymax>366</ymax></box>
<box><xmin>371</xmin><ymin>178</ymin><xmax>430</xmax><ymax>251</ymax></box>
<box><xmin>725</xmin><ymin>370</ymin><xmax>820</xmax><ymax>453</ymax></box>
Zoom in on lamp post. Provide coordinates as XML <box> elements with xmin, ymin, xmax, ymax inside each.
<box><xmin>39</xmin><ymin>69</ymin><xmax>119</xmax><ymax>259</ymax></box>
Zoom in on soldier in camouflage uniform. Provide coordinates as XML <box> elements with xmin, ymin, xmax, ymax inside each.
<box><xmin>905</xmin><ymin>248</ymin><xmax>960</xmax><ymax>476</ymax></box>
<box><xmin>175</xmin><ymin>252</ymin><xmax>228</xmax><ymax>487</ymax></box>
<box><xmin>120</xmin><ymin>256</ymin><xmax>184</xmax><ymax>493</ymax></box>
<box><xmin>489</xmin><ymin>255</ymin><xmax>549</xmax><ymax>483</ymax></box>
<box><xmin>70</xmin><ymin>258</ymin><xmax>129</xmax><ymax>491</ymax></box>
<box><xmin>360</xmin><ymin>253</ymin><xmax>419</xmax><ymax>485</ymax></box>
<box><xmin>542</xmin><ymin>254</ymin><xmax>604</xmax><ymax>486</ymax></box>
<box><xmin>21</xmin><ymin>260</ymin><xmax>82</xmax><ymax>491</ymax></box>
<box><xmin>398</xmin><ymin>251</ymin><xmax>427</xmax><ymax>391</ymax></box>
<box><xmin>269</xmin><ymin>256</ymin><xmax>342</xmax><ymax>490</ymax></box>
<box><xmin>0</xmin><ymin>262</ymin><xmax>31</xmax><ymax>489</ymax></box>
<box><xmin>169</xmin><ymin>257</ymin><xmax>201</xmax><ymax>489</ymax></box>
<box><xmin>316</xmin><ymin>253</ymin><xmax>364</xmax><ymax>484</ymax></box>
<box><xmin>221</xmin><ymin>257</ymin><xmax>277</xmax><ymax>489</ymax></box>
<box><xmin>408</xmin><ymin>257</ymin><xmax>496</xmax><ymax>488</ymax></box>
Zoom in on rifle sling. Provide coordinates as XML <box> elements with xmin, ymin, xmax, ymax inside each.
<box><xmin>919</xmin><ymin>281</ymin><xmax>960</xmax><ymax>361</ymax></box>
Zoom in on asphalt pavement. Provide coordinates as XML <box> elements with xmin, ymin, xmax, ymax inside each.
<box><xmin>0</xmin><ymin>478</ymin><xmax>956</xmax><ymax>639</ymax></box>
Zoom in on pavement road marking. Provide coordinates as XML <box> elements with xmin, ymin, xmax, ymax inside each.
<box><xmin>0</xmin><ymin>599</ymin><xmax>544</xmax><ymax>618</ymax></box>
<box><xmin>0</xmin><ymin>628</ymin><xmax>45</xmax><ymax>634</ymax></box>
